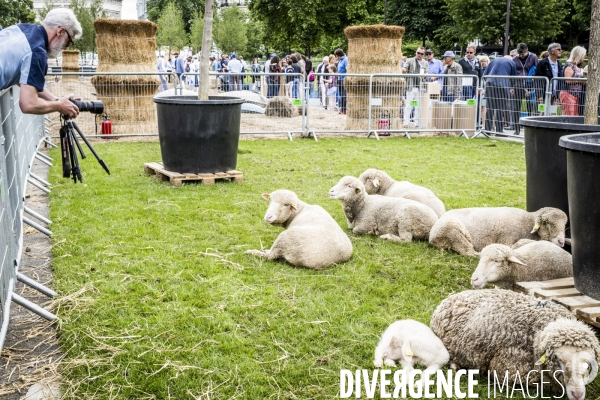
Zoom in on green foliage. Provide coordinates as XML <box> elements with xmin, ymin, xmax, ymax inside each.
<box><xmin>244</xmin><ymin>19</ymin><xmax>264</xmax><ymax>58</ymax></box>
<box><xmin>386</xmin><ymin>0</ymin><xmax>447</xmax><ymax>45</ymax></box>
<box><xmin>188</xmin><ymin>10</ymin><xmax>204</xmax><ymax>52</ymax></box>
<box><xmin>69</xmin><ymin>0</ymin><xmax>93</xmax><ymax>54</ymax></box>
<box><xmin>156</xmin><ymin>2</ymin><xmax>187</xmax><ymax>51</ymax></box>
<box><xmin>573</xmin><ymin>0</ymin><xmax>592</xmax><ymax>30</ymax></box>
<box><xmin>214</xmin><ymin>5</ymin><xmax>247</xmax><ymax>55</ymax></box>
<box><xmin>147</xmin><ymin>0</ymin><xmax>205</xmax><ymax>34</ymax></box>
<box><xmin>443</xmin><ymin>0</ymin><xmax>568</xmax><ymax>47</ymax></box>
<box><xmin>45</xmin><ymin>137</ymin><xmax>596</xmax><ymax>399</ymax></box>
<box><xmin>0</xmin><ymin>0</ymin><xmax>35</xmax><ymax>27</ymax></box>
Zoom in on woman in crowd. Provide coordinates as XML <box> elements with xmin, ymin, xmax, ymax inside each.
<box><xmin>250</xmin><ymin>58</ymin><xmax>262</xmax><ymax>92</ymax></box>
<box><xmin>326</xmin><ymin>64</ymin><xmax>338</xmax><ymax>111</ymax></box>
<box><xmin>317</xmin><ymin>56</ymin><xmax>330</xmax><ymax>106</ymax></box>
<box><xmin>267</xmin><ymin>55</ymin><xmax>281</xmax><ymax>98</ymax></box>
<box><xmin>560</xmin><ymin>46</ymin><xmax>587</xmax><ymax>116</ymax></box>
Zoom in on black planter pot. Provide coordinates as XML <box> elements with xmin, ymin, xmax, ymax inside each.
<box><xmin>559</xmin><ymin>133</ymin><xmax>600</xmax><ymax>300</ymax></box>
<box><xmin>154</xmin><ymin>96</ymin><xmax>244</xmax><ymax>174</ymax></box>
<box><xmin>520</xmin><ymin>116</ymin><xmax>600</xmax><ymax>237</ymax></box>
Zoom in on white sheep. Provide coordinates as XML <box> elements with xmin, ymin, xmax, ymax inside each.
<box><xmin>329</xmin><ymin>176</ymin><xmax>438</xmax><ymax>243</ymax></box>
<box><xmin>429</xmin><ymin>206</ymin><xmax>568</xmax><ymax>257</ymax></box>
<box><xmin>430</xmin><ymin>289</ymin><xmax>600</xmax><ymax>400</ymax></box>
<box><xmin>374</xmin><ymin>319</ymin><xmax>449</xmax><ymax>388</ymax></box>
<box><xmin>471</xmin><ymin>241</ymin><xmax>573</xmax><ymax>289</ymax></box>
<box><xmin>245</xmin><ymin>190</ymin><xmax>352</xmax><ymax>269</ymax></box>
<box><xmin>359</xmin><ymin>168</ymin><xmax>446</xmax><ymax>217</ymax></box>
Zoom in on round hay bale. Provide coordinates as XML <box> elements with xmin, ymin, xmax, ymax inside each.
<box><xmin>343</xmin><ymin>24</ymin><xmax>405</xmax><ymax>131</ymax></box>
<box><xmin>91</xmin><ymin>19</ymin><xmax>160</xmax><ymax>134</ymax></box>
<box><xmin>61</xmin><ymin>50</ymin><xmax>80</xmax><ymax>81</ymax></box>
<box><xmin>265</xmin><ymin>96</ymin><xmax>294</xmax><ymax>118</ymax></box>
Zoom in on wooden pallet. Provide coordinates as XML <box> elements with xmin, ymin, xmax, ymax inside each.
<box><xmin>144</xmin><ymin>162</ymin><xmax>243</xmax><ymax>187</ymax></box>
<box><xmin>514</xmin><ymin>277</ymin><xmax>600</xmax><ymax>329</ymax></box>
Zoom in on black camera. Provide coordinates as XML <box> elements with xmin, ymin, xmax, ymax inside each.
<box><xmin>69</xmin><ymin>98</ymin><xmax>104</xmax><ymax>114</ymax></box>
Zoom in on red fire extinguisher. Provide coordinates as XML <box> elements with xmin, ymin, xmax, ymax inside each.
<box><xmin>378</xmin><ymin>111</ymin><xmax>391</xmax><ymax>136</ymax></box>
<box><xmin>101</xmin><ymin>113</ymin><xmax>112</xmax><ymax>138</ymax></box>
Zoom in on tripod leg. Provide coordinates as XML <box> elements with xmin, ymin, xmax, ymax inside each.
<box><xmin>59</xmin><ymin>125</ymin><xmax>71</xmax><ymax>178</ymax></box>
<box><xmin>68</xmin><ymin>121</ymin><xmax>86</xmax><ymax>159</ymax></box>
<box><xmin>67</xmin><ymin>126</ymin><xmax>82</xmax><ymax>183</ymax></box>
<box><xmin>72</xmin><ymin>121</ymin><xmax>110</xmax><ymax>175</ymax></box>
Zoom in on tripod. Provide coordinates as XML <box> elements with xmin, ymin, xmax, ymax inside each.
<box><xmin>59</xmin><ymin>116</ymin><xmax>110</xmax><ymax>183</ymax></box>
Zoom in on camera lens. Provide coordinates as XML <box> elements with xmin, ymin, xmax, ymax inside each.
<box><xmin>69</xmin><ymin>99</ymin><xmax>104</xmax><ymax>115</ymax></box>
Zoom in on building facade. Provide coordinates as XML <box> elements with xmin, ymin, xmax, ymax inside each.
<box><xmin>136</xmin><ymin>0</ymin><xmax>147</xmax><ymax>19</ymax></box>
<box><xmin>33</xmin><ymin>0</ymin><xmax>123</xmax><ymax>20</ymax></box>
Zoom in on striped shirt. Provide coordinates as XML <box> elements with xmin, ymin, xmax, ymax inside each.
<box><xmin>0</xmin><ymin>24</ymin><xmax>49</xmax><ymax>92</ymax></box>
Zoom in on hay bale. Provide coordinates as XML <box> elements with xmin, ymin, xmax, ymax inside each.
<box><xmin>91</xmin><ymin>19</ymin><xmax>160</xmax><ymax>134</ymax></box>
<box><xmin>61</xmin><ymin>50</ymin><xmax>80</xmax><ymax>81</ymax></box>
<box><xmin>343</xmin><ymin>24</ymin><xmax>405</xmax><ymax>131</ymax></box>
<box><xmin>265</xmin><ymin>96</ymin><xmax>294</xmax><ymax>118</ymax></box>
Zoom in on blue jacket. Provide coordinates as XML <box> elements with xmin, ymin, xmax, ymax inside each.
<box><xmin>175</xmin><ymin>56</ymin><xmax>185</xmax><ymax>74</ymax></box>
<box><xmin>484</xmin><ymin>57</ymin><xmax>516</xmax><ymax>88</ymax></box>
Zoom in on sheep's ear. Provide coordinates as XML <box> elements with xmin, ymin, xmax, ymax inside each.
<box><xmin>531</xmin><ymin>222</ymin><xmax>540</xmax><ymax>234</ymax></box>
<box><xmin>402</xmin><ymin>343</ymin><xmax>414</xmax><ymax>363</ymax></box>
<box><xmin>355</xmin><ymin>187</ymin><xmax>361</xmax><ymax>194</ymax></box>
<box><xmin>372</xmin><ymin>178</ymin><xmax>380</xmax><ymax>188</ymax></box>
<box><xmin>508</xmin><ymin>255</ymin><xmax>527</xmax><ymax>266</ymax></box>
<box><xmin>290</xmin><ymin>202</ymin><xmax>297</xmax><ymax>212</ymax></box>
<box><xmin>262</xmin><ymin>193</ymin><xmax>271</xmax><ymax>200</ymax></box>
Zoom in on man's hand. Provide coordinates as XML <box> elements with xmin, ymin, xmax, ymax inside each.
<box><xmin>57</xmin><ymin>94</ymin><xmax>80</xmax><ymax>118</ymax></box>
<box><xmin>19</xmin><ymin>85</ymin><xmax>79</xmax><ymax>117</ymax></box>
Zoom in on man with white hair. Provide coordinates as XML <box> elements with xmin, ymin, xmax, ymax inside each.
<box><xmin>0</xmin><ymin>8</ymin><xmax>82</xmax><ymax>118</ymax></box>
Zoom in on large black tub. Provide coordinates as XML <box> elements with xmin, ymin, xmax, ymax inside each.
<box><xmin>154</xmin><ymin>96</ymin><xmax>243</xmax><ymax>174</ymax></box>
<box><xmin>559</xmin><ymin>133</ymin><xmax>600</xmax><ymax>300</ymax></box>
<box><xmin>520</xmin><ymin>116</ymin><xmax>600</xmax><ymax>235</ymax></box>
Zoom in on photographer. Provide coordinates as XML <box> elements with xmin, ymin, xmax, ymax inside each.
<box><xmin>0</xmin><ymin>9</ymin><xmax>82</xmax><ymax>119</ymax></box>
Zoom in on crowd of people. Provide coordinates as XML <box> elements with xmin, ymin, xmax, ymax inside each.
<box><xmin>402</xmin><ymin>43</ymin><xmax>589</xmax><ymax>134</ymax></box>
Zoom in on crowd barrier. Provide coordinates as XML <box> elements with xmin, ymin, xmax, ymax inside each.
<box><xmin>0</xmin><ymin>86</ymin><xmax>56</xmax><ymax>353</ymax></box>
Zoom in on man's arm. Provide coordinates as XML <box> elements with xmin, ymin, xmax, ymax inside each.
<box><xmin>19</xmin><ymin>84</ymin><xmax>79</xmax><ymax>117</ymax></box>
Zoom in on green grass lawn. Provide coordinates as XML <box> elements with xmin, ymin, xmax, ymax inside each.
<box><xmin>48</xmin><ymin>137</ymin><xmax>598</xmax><ymax>399</ymax></box>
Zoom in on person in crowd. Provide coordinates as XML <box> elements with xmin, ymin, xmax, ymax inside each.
<box><xmin>533</xmin><ymin>43</ymin><xmax>564</xmax><ymax>104</ymax></box>
<box><xmin>0</xmin><ymin>8</ymin><xmax>82</xmax><ymax>117</ymax></box>
<box><xmin>316</xmin><ymin>56</ymin><xmax>329</xmax><ymax>106</ymax></box>
<box><xmin>510</xmin><ymin>49</ymin><xmax>517</xmax><ymax>58</ymax></box>
<box><xmin>250</xmin><ymin>58</ymin><xmax>262</xmax><ymax>92</ymax></box>
<box><xmin>478</xmin><ymin>56</ymin><xmax>490</xmax><ymax>74</ymax></box>
<box><xmin>290</xmin><ymin>55</ymin><xmax>302</xmax><ymax>98</ymax></box>
<box><xmin>335</xmin><ymin>48</ymin><xmax>348</xmax><ymax>114</ymax></box>
<box><xmin>510</xmin><ymin>43</ymin><xmax>538</xmax><ymax>133</ymax></box>
<box><xmin>426</xmin><ymin>49</ymin><xmax>444</xmax><ymax>85</ymax></box>
<box><xmin>403</xmin><ymin>46</ymin><xmax>428</xmax><ymax>126</ymax></box>
<box><xmin>284</xmin><ymin>58</ymin><xmax>295</xmax><ymax>98</ymax></box>
<box><xmin>401</xmin><ymin>56</ymin><xmax>408</xmax><ymax>70</ymax></box>
<box><xmin>193</xmin><ymin>55</ymin><xmax>199</xmax><ymax>87</ymax></box>
<box><xmin>441</xmin><ymin>51</ymin><xmax>463</xmax><ymax>102</ymax></box>
<box><xmin>239</xmin><ymin>55</ymin><xmax>248</xmax><ymax>72</ymax></box>
<box><xmin>539</xmin><ymin>51</ymin><xmax>549</xmax><ymax>60</ymax></box>
<box><xmin>157</xmin><ymin>54</ymin><xmax>168</xmax><ymax>92</ymax></box>
<box><xmin>478</xmin><ymin>56</ymin><xmax>490</xmax><ymax>128</ymax></box>
<box><xmin>264</xmin><ymin>53</ymin><xmax>275</xmax><ymax>88</ymax></box>
<box><xmin>227</xmin><ymin>53</ymin><xmax>242</xmax><ymax>91</ymax></box>
<box><xmin>184</xmin><ymin>56</ymin><xmax>195</xmax><ymax>90</ymax></box>
<box><xmin>561</xmin><ymin>45</ymin><xmax>587</xmax><ymax>116</ymax></box>
<box><xmin>175</xmin><ymin>52</ymin><xmax>185</xmax><ymax>83</ymax></box>
<box><xmin>484</xmin><ymin>56</ymin><xmax>517</xmax><ymax>133</ymax></box>
<box><xmin>218</xmin><ymin>54</ymin><xmax>229</xmax><ymax>91</ymax></box>
<box><xmin>326</xmin><ymin>64</ymin><xmax>338</xmax><ymax>111</ymax></box>
<box><xmin>457</xmin><ymin>44</ymin><xmax>481</xmax><ymax>99</ymax></box>
<box><xmin>167</xmin><ymin>57</ymin><xmax>174</xmax><ymax>82</ymax></box>
<box><xmin>267</xmin><ymin>55</ymin><xmax>282</xmax><ymax>98</ymax></box>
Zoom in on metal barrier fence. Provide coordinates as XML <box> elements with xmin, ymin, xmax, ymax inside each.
<box><xmin>548</xmin><ymin>77</ymin><xmax>590</xmax><ymax>117</ymax></box>
<box><xmin>478</xmin><ymin>76</ymin><xmax>550</xmax><ymax>138</ymax></box>
<box><xmin>0</xmin><ymin>86</ymin><xmax>56</xmax><ymax>353</ymax></box>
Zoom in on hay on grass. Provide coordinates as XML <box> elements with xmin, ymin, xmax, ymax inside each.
<box><xmin>91</xmin><ymin>19</ymin><xmax>159</xmax><ymax>134</ymax></box>
<box><xmin>343</xmin><ymin>25</ymin><xmax>405</xmax><ymax>131</ymax></box>
<box><xmin>265</xmin><ymin>96</ymin><xmax>294</xmax><ymax>118</ymax></box>
<box><xmin>61</xmin><ymin>50</ymin><xmax>80</xmax><ymax>81</ymax></box>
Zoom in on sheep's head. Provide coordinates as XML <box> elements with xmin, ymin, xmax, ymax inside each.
<box><xmin>535</xmin><ymin>318</ymin><xmax>600</xmax><ymax>400</ymax></box>
<box><xmin>358</xmin><ymin>169</ymin><xmax>390</xmax><ymax>195</ymax></box>
<box><xmin>262</xmin><ymin>190</ymin><xmax>299</xmax><ymax>226</ymax></box>
<box><xmin>532</xmin><ymin>207</ymin><xmax>568</xmax><ymax>247</ymax></box>
<box><xmin>470</xmin><ymin>244</ymin><xmax>525</xmax><ymax>288</ymax></box>
<box><xmin>329</xmin><ymin>176</ymin><xmax>365</xmax><ymax>201</ymax></box>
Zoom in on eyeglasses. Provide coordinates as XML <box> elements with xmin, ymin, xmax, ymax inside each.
<box><xmin>555</xmin><ymin>48</ymin><xmax>563</xmax><ymax>51</ymax></box>
<box><xmin>425</xmin><ymin>52</ymin><xmax>433</xmax><ymax>55</ymax></box>
<box><xmin>416</xmin><ymin>52</ymin><xmax>424</xmax><ymax>55</ymax></box>
<box><xmin>466</xmin><ymin>51</ymin><xmax>475</xmax><ymax>54</ymax></box>
<box><xmin>62</xmin><ymin>27</ymin><xmax>74</xmax><ymax>47</ymax></box>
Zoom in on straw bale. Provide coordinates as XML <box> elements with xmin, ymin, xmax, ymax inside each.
<box><xmin>61</xmin><ymin>50</ymin><xmax>80</xmax><ymax>82</ymax></box>
<box><xmin>265</xmin><ymin>96</ymin><xmax>294</xmax><ymax>118</ymax></box>
<box><xmin>344</xmin><ymin>24</ymin><xmax>405</xmax><ymax>131</ymax></box>
<box><xmin>92</xmin><ymin>19</ymin><xmax>160</xmax><ymax>133</ymax></box>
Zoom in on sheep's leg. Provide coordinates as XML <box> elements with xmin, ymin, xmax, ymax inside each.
<box><xmin>380</xmin><ymin>233</ymin><xmax>413</xmax><ymax>243</ymax></box>
<box><xmin>245</xmin><ymin>249</ymin><xmax>276</xmax><ymax>259</ymax></box>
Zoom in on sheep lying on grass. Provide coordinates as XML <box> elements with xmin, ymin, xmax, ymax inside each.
<box><xmin>430</xmin><ymin>289</ymin><xmax>600</xmax><ymax>400</ymax></box>
<box><xmin>359</xmin><ymin>169</ymin><xmax>446</xmax><ymax>217</ymax></box>
<box><xmin>429</xmin><ymin>207</ymin><xmax>568</xmax><ymax>257</ymax></box>
<box><xmin>329</xmin><ymin>176</ymin><xmax>438</xmax><ymax>243</ymax></box>
<box><xmin>245</xmin><ymin>190</ymin><xmax>352</xmax><ymax>269</ymax></box>
<box><xmin>471</xmin><ymin>241</ymin><xmax>573</xmax><ymax>289</ymax></box>
<box><xmin>374</xmin><ymin>319</ymin><xmax>449</xmax><ymax>388</ymax></box>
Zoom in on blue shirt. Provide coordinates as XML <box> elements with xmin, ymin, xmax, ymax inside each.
<box><xmin>428</xmin><ymin>59</ymin><xmax>444</xmax><ymax>84</ymax></box>
<box><xmin>0</xmin><ymin>24</ymin><xmax>49</xmax><ymax>92</ymax></box>
<box><xmin>337</xmin><ymin>55</ymin><xmax>348</xmax><ymax>81</ymax></box>
<box><xmin>484</xmin><ymin>57</ymin><xmax>516</xmax><ymax>88</ymax></box>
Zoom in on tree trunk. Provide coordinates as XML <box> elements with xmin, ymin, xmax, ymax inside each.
<box><xmin>584</xmin><ymin>0</ymin><xmax>600</xmax><ymax>125</ymax></box>
<box><xmin>198</xmin><ymin>1</ymin><xmax>214</xmax><ymax>101</ymax></box>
